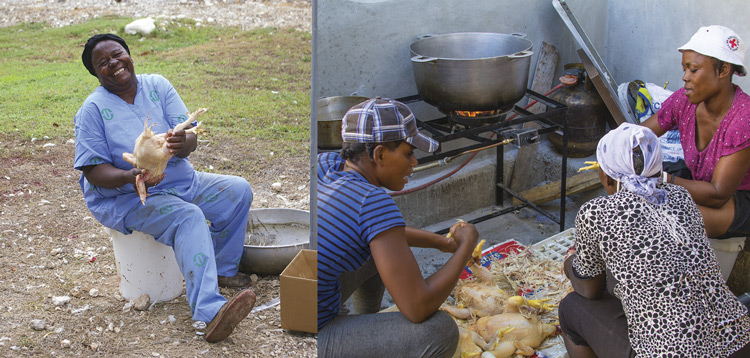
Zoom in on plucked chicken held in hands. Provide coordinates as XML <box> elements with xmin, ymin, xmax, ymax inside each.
<box><xmin>123</xmin><ymin>107</ymin><xmax>208</xmax><ymax>204</ymax></box>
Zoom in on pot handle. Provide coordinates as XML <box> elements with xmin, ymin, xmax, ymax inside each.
<box><xmin>416</xmin><ymin>34</ymin><xmax>436</xmax><ymax>40</ymax></box>
<box><xmin>511</xmin><ymin>32</ymin><xmax>528</xmax><ymax>38</ymax></box>
<box><xmin>508</xmin><ymin>50</ymin><xmax>533</xmax><ymax>59</ymax></box>
<box><xmin>411</xmin><ymin>55</ymin><xmax>438</xmax><ymax>63</ymax></box>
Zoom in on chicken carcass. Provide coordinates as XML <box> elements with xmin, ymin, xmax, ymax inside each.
<box><xmin>472</xmin><ymin>296</ymin><xmax>557</xmax><ymax>358</ymax></box>
<box><xmin>122</xmin><ymin>108</ymin><xmax>208</xmax><ymax>204</ymax></box>
<box><xmin>442</xmin><ymin>239</ymin><xmax>509</xmax><ymax>320</ymax></box>
<box><xmin>441</xmin><ymin>265</ymin><xmax>508</xmax><ymax>319</ymax></box>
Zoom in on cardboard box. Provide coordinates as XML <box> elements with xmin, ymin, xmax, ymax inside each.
<box><xmin>280</xmin><ymin>249</ymin><xmax>317</xmax><ymax>333</ymax></box>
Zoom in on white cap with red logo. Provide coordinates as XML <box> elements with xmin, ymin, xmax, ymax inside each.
<box><xmin>678</xmin><ymin>25</ymin><xmax>746</xmax><ymax>76</ymax></box>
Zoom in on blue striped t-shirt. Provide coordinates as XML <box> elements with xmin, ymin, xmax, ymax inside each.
<box><xmin>317</xmin><ymin>152</ymin><xmax>405</xmax><ymax>329</ymax></box>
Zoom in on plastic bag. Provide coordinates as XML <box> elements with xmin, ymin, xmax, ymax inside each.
<box><xmin>617</xmin><ymin>81</ymin><xmax>683</xmax><ymax>162</ymax></box>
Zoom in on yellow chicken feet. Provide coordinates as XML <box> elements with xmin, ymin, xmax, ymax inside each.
<box><xmin>446</xmin><ymin>218</ymin><xmax>467</xmax><ymax>240</ymax></box>
<box><xmin>577</xmin><ymin>161</ymin><xmax>600</xmax><ymax>172</ymax></box>
<box><xmin>472</xmin><ymin>239</ymin><xmax>486</xmax><ymax>262</ymax></box>
<box><xmin>445</xmin><ymin>219</ymin><xmax>483</xmax><ymax>266</ymax></box>
<box><xmin>506</xmin><ymin>296</ymin><xmax>555</xmax><ymax>312</ymax></box>
<box><xmin>485</xmin><ymin>326</ymin><xmax>515</xmax><ymax>351</ymax></box>
<box><xmin>524</xmin><ymin>298</ymin><xmax>557</xmax><ymax>312</ymax></box>
<box><xmin>467</xmin><ymin>240</ymin><xmax>493</xmax><ymax>283</ymax></box>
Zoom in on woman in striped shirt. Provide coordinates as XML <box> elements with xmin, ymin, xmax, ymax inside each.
<box><xmin>317</xmin><ymin>98</ymin><xmax>479</xmax><ymax>358</ymax></box>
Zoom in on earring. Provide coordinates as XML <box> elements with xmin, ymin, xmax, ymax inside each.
<box><xmin>616</xmin><ymin>180</ymin><xmax>621</xmax><ymax>192</ymax></box>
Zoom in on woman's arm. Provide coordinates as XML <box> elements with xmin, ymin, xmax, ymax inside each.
<box><xmin>640</xmin><ymin>113</ymin><xmax>667</xmax><ymax>137</ymax></box>
<box><xmin>670</xmin><ymin>147</ymin><xmax>750</xmax><ymax>208</ymax></box>
<box><xmin>81</xmin><ymin>164</ymin><xmax>163</xmax><ymax>189</ymax></box>
<box><xmin>405</xmin><ymin>226</ymin><xmax>458</xmax><ymax>253</ymax></box>
<box><xmin>563</xmin><ymin>254</ymin><xmax>605</xmax><ymax>299</ymax></box>
<box><xmin>568</xmin><ymin>201</ymin><xmax>607</xmax><ymax>299</ymax></box>
<box><xmin>370</xmin><ymin>223</ymin><xmax>478</xmax><ymax>323</ymax></box>
<box><xmin>81</xmin><ymin>164</ymin><xmax>140</xmax><ymax>188</ymax></box>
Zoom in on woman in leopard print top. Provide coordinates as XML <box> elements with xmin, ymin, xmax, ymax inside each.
<box><xmin>559</xmin><ymin>124</ymin><xmax>750</xmax><ymax>357</ymax></box>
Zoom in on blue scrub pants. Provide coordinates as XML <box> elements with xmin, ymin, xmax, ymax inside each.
<box><xmin>122</xmin><ymin>172</ymin><xmax>253</xmax><ymax>322</ymax></box>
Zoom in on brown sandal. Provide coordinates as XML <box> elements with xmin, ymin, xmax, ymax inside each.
<box><xmin>205</xmin><ymin>289</ymin><xmax>256</xmax><ymax>343</ymax></box>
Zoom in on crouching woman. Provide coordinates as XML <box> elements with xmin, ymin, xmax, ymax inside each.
<box><xmin>317</xmin><ymin>98</ymin><xmax>479</xmax><ymax>358</ymax></box>
<box><xmin>559</xmin><ymin>123</ymin><xmax>750</xmax><ymax>357</ymax></box>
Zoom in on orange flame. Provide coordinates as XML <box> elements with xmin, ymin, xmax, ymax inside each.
<box><xmin>455</xmin><ymin>110</ymin><xmax>502</xmax><ymax>118</ymax></box>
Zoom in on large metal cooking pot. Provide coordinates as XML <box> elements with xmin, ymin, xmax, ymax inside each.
<box><xmin>410</xmin><ymin>32</ymin><xmax>533</xmax><ymax>112</ymax></box>
<box><xmin>317</xmin><ymin>96</ymin><xmax>370</xmax><ymax>149</ymax></box>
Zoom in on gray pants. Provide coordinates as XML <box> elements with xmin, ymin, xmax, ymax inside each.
<box><xmin>318</xmin><ymin>258</ymin><xmax>459</xmax><ymax>358</ymax></box>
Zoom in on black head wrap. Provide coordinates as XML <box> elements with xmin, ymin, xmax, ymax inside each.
<box><xmin>81</xmin><ymin>33</ymin><xmax>130</xmax><ymax>77</ymax></box>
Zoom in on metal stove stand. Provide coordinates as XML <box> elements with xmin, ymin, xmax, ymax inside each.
<box><xmin>396</xmin><ymin>89</ymin><xmax>570</xmax><ymax>233</ymax></box>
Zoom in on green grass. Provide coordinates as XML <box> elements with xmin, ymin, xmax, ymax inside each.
<box><xmin>0</xmin><ymin>16</ymin><xmax>311</xmax><ymax>146</ymax></box>
<box><xmin>17</xmin><ymin>336</ymin><xmax>34</xmax><ymax>349</ymax></box>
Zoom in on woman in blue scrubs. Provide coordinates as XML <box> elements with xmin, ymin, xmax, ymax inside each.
<box><xmin>74</xmin><ymin>33</ymin><xmax>255</xmax><ymax>343</ymax></box>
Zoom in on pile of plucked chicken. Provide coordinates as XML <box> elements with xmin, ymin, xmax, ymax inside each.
<box><xmin>441</xmin><ymin>238</ymin><xmax>572</xmax><ymax>358</ymax></box>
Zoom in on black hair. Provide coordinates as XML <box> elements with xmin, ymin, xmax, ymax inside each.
<box><xmin>632</xmin><ymin>146</ymin><xmax>645</xmax><ymax>175</ymax></box>
<box><xmin>340</xmin><ymin>140</ymin><xmax>404</xmax><ymax>162</ymax></box>
<box><xmin>81</xmin><ymin>33</ymin><xmax>130</xmax><ymax>77</ymax></box>
<box><xmin>711</xmin><ymin>57</ymin><xmax>738</xmax><ymax>79</ymax></box>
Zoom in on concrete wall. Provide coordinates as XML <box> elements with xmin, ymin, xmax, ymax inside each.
<box><xmin>314</xmin><ymin>0</ymin><xmax>610</xmax><ymax>227</ymax></box>
<box><xmin>606</xmin><ymin>0</ymin><xmax>750</xmax><ymax>93</ymax></box>
<box><xmin>315</xmin><ymin>0</ymin><xmax>608</xmax><ymax>103</ymax></box>
<box><xmin>313</xmin><ymin>0</ymin><xmax>750</xmax><ymax>230</ymax></box>
<box><xmin>316</xmin><ymin>0</ymin><xmax>750</xmax><ymax>115</ymax></box>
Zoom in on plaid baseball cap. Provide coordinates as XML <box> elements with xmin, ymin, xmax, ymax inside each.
<box><xmin>341</xmin><ymin>98</ymin><xmax>439</xmax><ymax>153</ymax></box>
<box><xmin>678</xmin><ymin>25</ymin><xmax>746</xmax><ymax>76</ymax></box>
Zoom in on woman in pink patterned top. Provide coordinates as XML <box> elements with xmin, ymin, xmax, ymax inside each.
<box><xmin>643</xmin><ymin>25</ymin><xmax>750</xmax><ymax>239</ymax></box>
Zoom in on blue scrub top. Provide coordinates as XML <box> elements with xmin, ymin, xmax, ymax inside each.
<box><xmin>74</xmin><ymin>74</ymin><xmax>200</xmax><ymax>233</ymax></box>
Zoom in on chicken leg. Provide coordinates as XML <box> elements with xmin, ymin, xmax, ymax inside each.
<box><xmin>122</xmin><ymin>107</ymin><xmax>208</xmax><ymax>204</ymax></box>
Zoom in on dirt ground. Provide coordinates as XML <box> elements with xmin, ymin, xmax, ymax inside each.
<box><xmin>0</xmin><ymin>1</ymin><xmax>315</xmax><ymax>357</ymax></box>
<box><xmin>0</xmin><ymin>135</ymin><xmax>314</xmax><ymax>357</ymax></box>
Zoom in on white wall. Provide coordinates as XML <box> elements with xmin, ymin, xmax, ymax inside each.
<box><xmin>313</xmin><ymin>0</ymin><xmax>611</xmax><ymax>227</ymax></box>
<box><xmin>606</xmin><ymin>0</ymin><xmax>750</xmax><ymax>93</ymax></box>
<box><xmin>316</xmin><ymin>0</ymin><xmax>750</xmax><ymax>115</ymax></box>
<box><xmin>315</xmin><ymin>0</ymin><xmax>608</xmax><ymax>105</ymax></box>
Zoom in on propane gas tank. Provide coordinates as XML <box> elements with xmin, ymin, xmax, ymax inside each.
<box><xmin>548</xmin><ymin>63</ymin><xmax>612</xmax><ymax>158</ymax></box>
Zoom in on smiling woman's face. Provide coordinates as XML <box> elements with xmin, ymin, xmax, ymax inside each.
<box><xmin>90</xmin><ymin>40</ymin><xmax>136</xmax><ymax>94</ymax></box>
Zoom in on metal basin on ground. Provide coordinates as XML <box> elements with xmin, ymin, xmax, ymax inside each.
<box><xmin>239</xmin><ymin>208</ymin><xmax>310</xmax><ymax>275</ymax></box>
<box><xmin>410</xmin><ymin>32</ymin><xmax>533</xmax><ymax>112</ymax></box>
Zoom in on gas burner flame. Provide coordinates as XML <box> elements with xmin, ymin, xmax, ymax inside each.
<box><xmin>453</xmin><ymin>109</ymin><xmax>504</xmax><ymax>118</ymax></box>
